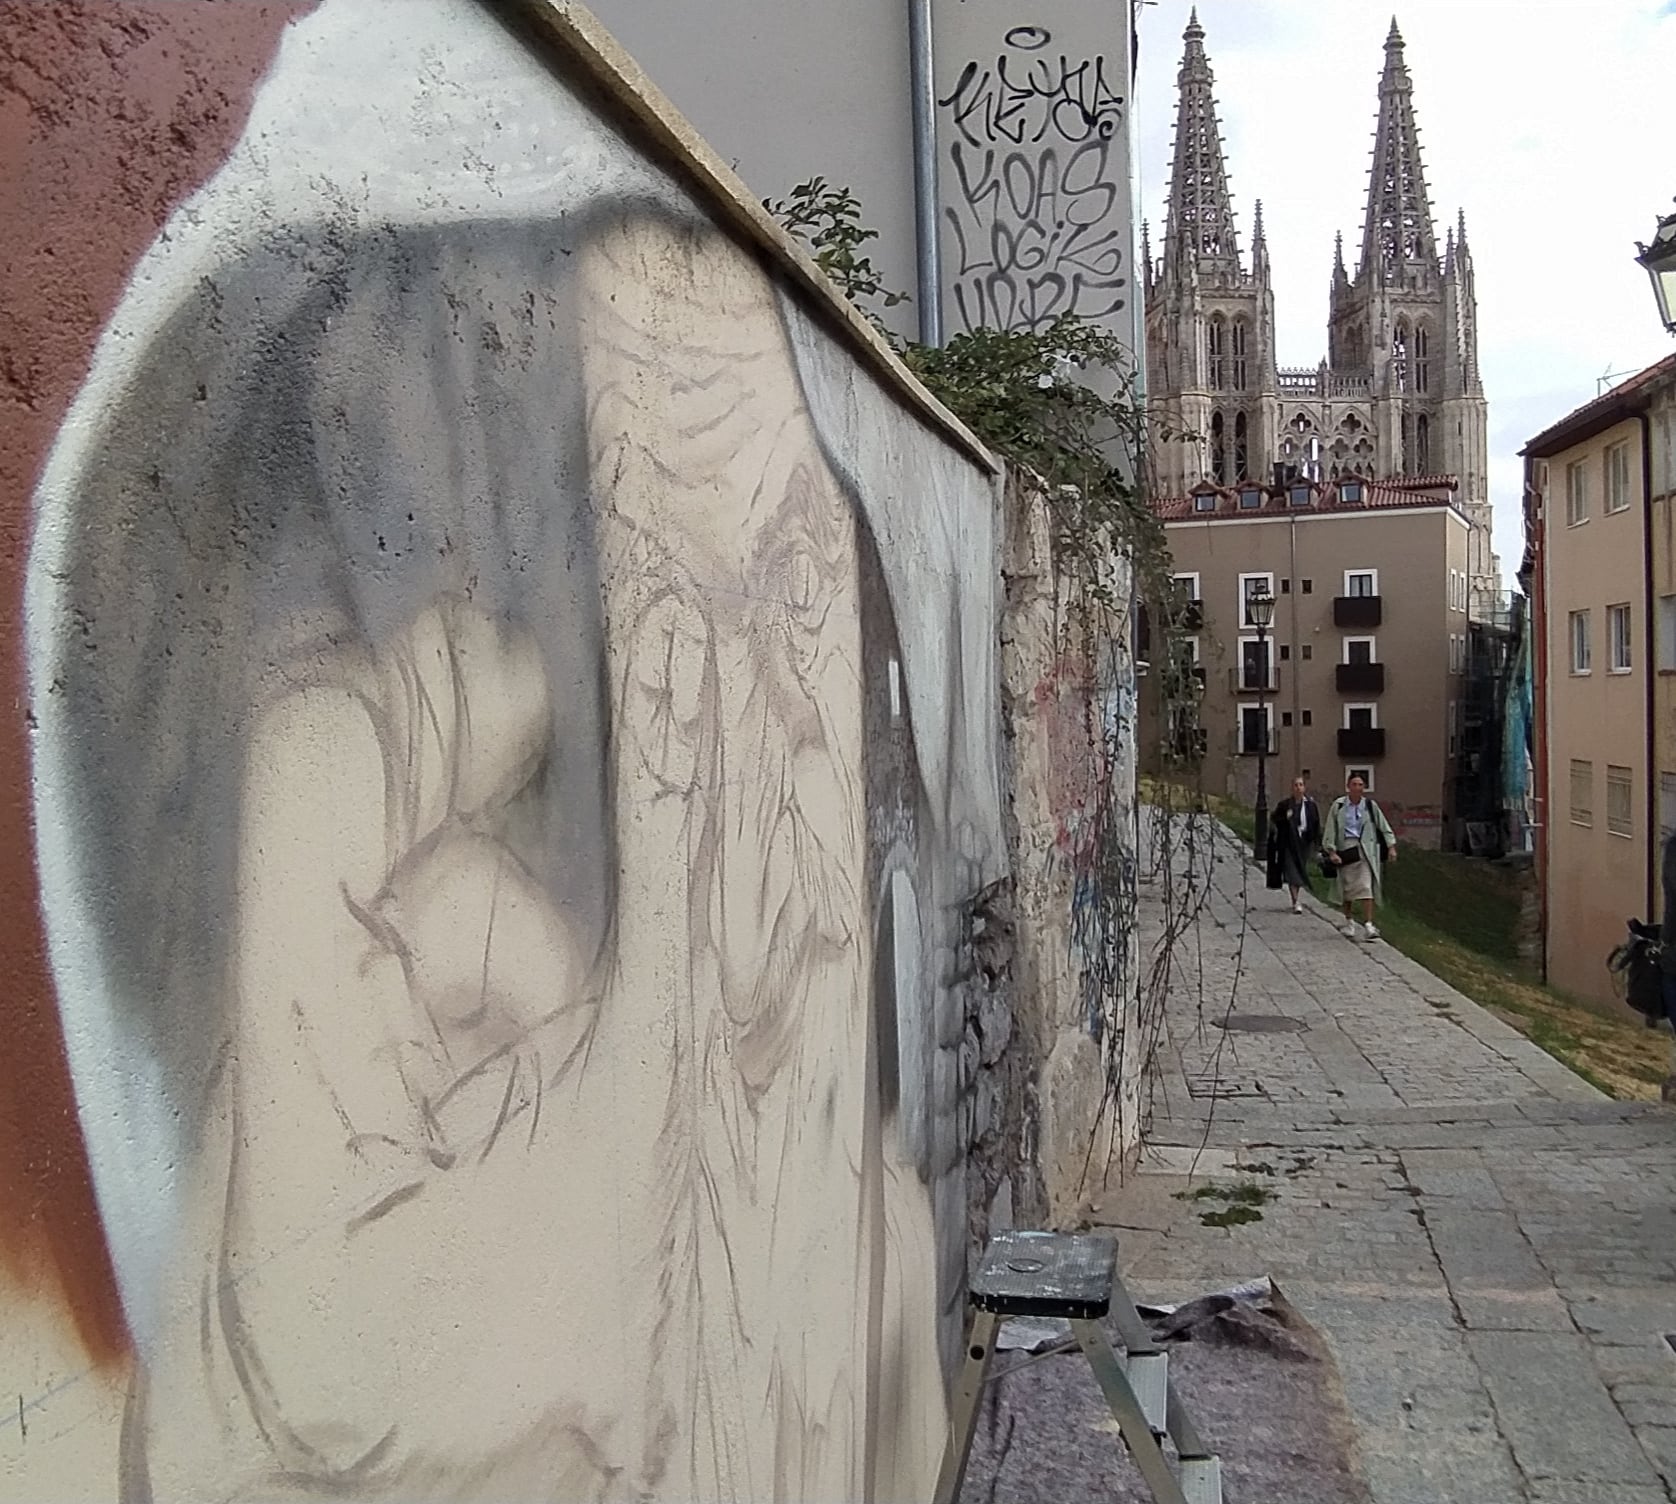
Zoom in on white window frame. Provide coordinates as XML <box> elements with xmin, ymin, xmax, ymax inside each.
<box><xmin>1172</xmin><ymin>571</ymin><xmax>1201</xmax><ymax>602</ymax></box>
<box><xmin>1193</xmin><ymin>491</ymin><xmax>1218</xmax><ymax>513</ymax></box>
<box><xmin>1342</xmin><ymin>702</ymin><xmax>1379</xmax><ymax>731</ymax></box>
<box><xmin>1569</xmin><ymin>758</ymin><xmax>1593</xmax><ymax>827</ymax></box>
<box><xmin>1660</xmin><ymin>770</ymin><xmax>1676</xmax><ymax>851</ymax></box>
<box><xmin>1237</xmin><ymin>571</ymin><xmax>1276</xmax><ymax>627</ymax></box>
<box><xmin>1345</xmin><ymin>765</ymin><xmax>1376</xmax><ymax>793</ymax></box>
<box><xmin>1238</xmin><ymin>701</ymin><xmax>1276</xmax><ymax>755</ymax></box>
<box><xmin>1659</xmin><ymin>594</ymin><xmax>1676</xmax><ymax>672</ymax></box>
<box><xmin>1342</xmin><ymin>635</ymin><xmax>1377</xmax><ymax>664</ymax></box>
<box><xmin>1608</xmin><ymin>602</ymin><xmax>1633</xmax><ymax>673</ymax></box>
<box><xmin>1566</xmin><ymin>459</ymin><xmax>1589</xmax><ymax>526</ymax></box>
<box><xmin>1607</xmin><ymin>764</ymin><xmax>1634</xmax><ymax>839</ymax></box>
<box><xmin>1448</xmin><ymin>568</ymin><xmax>1460</xmax><ymax>612</ymax></box>
<box><xmin>1605</xmin><ymin>440</ymin><xmax>1631</xmax><ymax>514</ymax></box>
<box><xmin>1236</xmin><ymin>634</ymin><xmax>1276</xmax><ymax>692</ymax></box>
<box><xmin>1344</xmin><ymin>568</ymin><xmax>1379</xmax><ymax>598</ymax></box>
<box><xmin>1569</xmin><ymin>609</ymin><xmax>1592</xmax><ymax>675</ymax></box>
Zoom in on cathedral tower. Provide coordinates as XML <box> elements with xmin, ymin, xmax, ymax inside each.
<box><xmin>1147</xmin><ymin>15</ymin><xmax>1499</xmax><ymax>609</ymax></box>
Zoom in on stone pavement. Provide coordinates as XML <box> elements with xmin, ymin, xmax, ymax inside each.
<box><xmin>1095</xmin><ymin>814</ymin><xmax>1676</xmax><ymax>1503</ymax></box>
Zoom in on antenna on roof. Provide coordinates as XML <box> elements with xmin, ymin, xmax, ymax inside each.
<box><xmin>1597</xmin><ymin>365</ymin><xmax>1635</xmax><ymax>394</ymax></box>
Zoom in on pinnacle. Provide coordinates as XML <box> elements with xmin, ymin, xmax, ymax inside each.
<box><xmin>1386</xmin><ymin>15</ymin><xmax>1403</xmax><ymax>49</ymax></box>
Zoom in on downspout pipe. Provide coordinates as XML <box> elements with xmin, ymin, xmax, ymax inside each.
<box><xmin>1641</xmin><ymin>410</ymin><xmax>1657</xmax><ymax>923</ymax></box>
<box><xmin>908</xmin><ymin>0</ymin><xmax>943</xmax><ymax>347</ymax></box>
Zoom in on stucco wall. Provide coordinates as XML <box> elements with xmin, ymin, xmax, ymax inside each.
<box><xmin>0</xmin><ymin>3</ymin><xmax>1007</xmax><ymax>1500</ymax></box>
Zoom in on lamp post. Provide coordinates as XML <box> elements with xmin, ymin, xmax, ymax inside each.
<box><xmin>1636</xmin><ymin>202</ymin><xmax>1676</xmax><ymax>335</ymax></box>
<box><xmin>1248</xmin><ymin>589</ymin><xmax>1277</xmax><ymax>866</ymax></box>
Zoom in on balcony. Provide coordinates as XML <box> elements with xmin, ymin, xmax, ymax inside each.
<box><xmin>1234</xmin><ymin>729</ymin><xmax>1279</xmax><ymax>757</ymax></box>
<box><xmin>1337</xmin><ymin>726</ymin><xmax>1387</xmax><ymax>758</ymax></box>
<box><xmin>1333</xmin><ymin>595</ymin><xmax>1383</xmax><ymax>629</ymax></box>
<box><xmin>1335</xmin><ymin>661</ymin><xmax>1386</xmax><ymax>694</ymax></box>
<box><xmin>1230</xmin><ymin>665</ymin><xmax>1278</xmax><ymax>694</ymax></box>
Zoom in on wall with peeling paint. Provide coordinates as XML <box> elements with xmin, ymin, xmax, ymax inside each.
<box><xmin>0</xmin><ymin>3</ymin><xmax>1006</xmax><ymax>1500</ymax></box>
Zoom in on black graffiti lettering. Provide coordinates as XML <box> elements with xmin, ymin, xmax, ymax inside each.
<box><xmin>939</xmin><ymin>48</ymin><xmax>1124</xmax><ymax>149</ymax></box>
<box><xmin>1004</xmin><ymin>25</ymin><xmax>1051</xmax><ymax>50</ymax></box>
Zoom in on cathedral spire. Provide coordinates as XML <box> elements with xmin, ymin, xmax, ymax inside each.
<box><xmin>1357</xmin><ymin>14</ymin><xmax>1439</xmax><ymax>283</ymax></box>
<box><xmin>1162</xmin><ymin>9</ymin><xmax>1241</xmax><ymax>274</ymax></box>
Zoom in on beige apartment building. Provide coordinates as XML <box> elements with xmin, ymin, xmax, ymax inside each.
<box><xmin>1140</xmin><ymin>475</ymin><xmax>1471</xmax><ymax>844</ymax></box>
<box><xmin>1523</xmin><ymin>356</ymin><xmax>1676</xmax><ymax>1006</ymax></box>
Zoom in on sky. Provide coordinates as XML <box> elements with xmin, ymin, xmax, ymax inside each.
<box><xmin>1134</xmin><ymin>0</ymin><xmax>1676</xmax><ymax>585</ymax></box>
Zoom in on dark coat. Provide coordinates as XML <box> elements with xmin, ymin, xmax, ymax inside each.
<box><xmin>1266</xmin><ymin>795</ymin><xmax>1322</xmax><ymax>890</ymax></box>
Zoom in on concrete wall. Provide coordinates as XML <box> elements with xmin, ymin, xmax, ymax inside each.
<box><xmin>0</xmin><ymin>3</ymin><xmax>1008</xmax><ymax>1500</ymax></box>
<box><xmin>1544</xmin><ymin>418</ymin><xmax>1650</xmax><ymax>1004</ymax></box>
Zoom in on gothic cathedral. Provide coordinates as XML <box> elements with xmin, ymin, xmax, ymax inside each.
<box><xmin>1144</xmin><ymin>13</ymin><xmax>1500</xmax><ymax>613</ymax></box>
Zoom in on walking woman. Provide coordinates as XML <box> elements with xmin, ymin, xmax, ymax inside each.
<box><xmin>1323</xmin><ymin>773</ymin><xmax>1397</xmax><ymax>941</ymax></box>
<box><xmin>1267</xmin><ymin>775</ymin><xmax>1322</xmax><ymax>914</ymax></box>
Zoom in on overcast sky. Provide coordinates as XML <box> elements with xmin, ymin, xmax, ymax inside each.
<box><xmin>1134</xmin><ymin>0</ymin><xmax>1676</xmax><ymax>584</ymax></box>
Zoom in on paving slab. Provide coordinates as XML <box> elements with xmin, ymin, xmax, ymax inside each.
<box><xmin>1097</xmin><ymin>812</ymin><xmax>1676</xmax><ymax>1503</ymax></box>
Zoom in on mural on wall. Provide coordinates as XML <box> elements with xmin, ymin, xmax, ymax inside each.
<box><xmin>936</xmin><ymin>15</ymin><xmax>1132</xmax><ymax>334</ymax></box>
<box><xmin>6</xmin><ymin>2</ymin><xmax>1003</xmax><ymax>1500</ymax></box>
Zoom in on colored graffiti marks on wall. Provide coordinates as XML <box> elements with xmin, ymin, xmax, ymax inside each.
<box><xmin>938</xmin><ymin>20</ymin><xmax>1130</xmax><ymax>333</ymax></box>
<box><xmin>10</xmin><ymin>2</ymin><xmax>1002</xmax><ymax>1500</ymax></box>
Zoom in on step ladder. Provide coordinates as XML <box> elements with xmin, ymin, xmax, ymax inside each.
<box><xmin>934</xmin><ymin>1230</ymin><xmax>1222</xmax><ymax>1504</ymax></box>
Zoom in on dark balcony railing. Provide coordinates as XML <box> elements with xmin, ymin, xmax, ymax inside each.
<box><xmin>1335</xmin><ymin>661</ymin><xmax>1386</xmax><ymax>694</ymax></box>
<box><xmin>1234</xmin><ymin>729</ymin><xmax>1279</xmax><ymax>757</ymax></box>
<box><xmin>1337</xmin><ymin>726</ymin><xmax>1387</xmax><ymax>758</ymax></box>
<box><xmin>1333</xmin><ymin>595</ymin><xmax>1383</xmax><ymax>629</ymax></box>
<box><xmin>1230</xmin><ymin>666</ymin><xmax>1279</xmax><ymax>694</ymax></box>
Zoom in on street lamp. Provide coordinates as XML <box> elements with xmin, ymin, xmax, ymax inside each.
<box><xmin>1636</xmin><ymin>202</ymin><xmax>1676</xmax><ymax>335</ymax></box>
<box><xmin>1248</xmin><ymin>589</ymin><xmax>1277</xmax><ymax>866</ymax></box>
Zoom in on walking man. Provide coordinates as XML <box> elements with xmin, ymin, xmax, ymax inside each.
<box><xmin>1267</xmin><ymin>775</ymin><xmax>1322</xmax><ymax>914</ymax></box>
<box><xmin>1323</xmin><ymin>773</ymin><xmax>1396</xmax><ymax>941</ymax></box>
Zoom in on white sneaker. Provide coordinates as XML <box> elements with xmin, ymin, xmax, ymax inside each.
<box><xmin>1291</xmin><ymin>900</ymin><xmax>1304</xmax><ymax>914</ymax></box>
<box><xmin>1341</xmin><ymin>921</ymin><xmax>1360</xmax><ymax>939</ymax></box>
<box><xmin>1363</xmin><ymin>923</ymin><xmax>1381</xmax><ymax>941</ymax></box>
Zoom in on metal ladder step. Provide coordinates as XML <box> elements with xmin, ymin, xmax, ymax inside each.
<box><xmin>934</xmin><ymin>1230</ymin><xmax>1223</xmax><ymax>1504</ymax></box>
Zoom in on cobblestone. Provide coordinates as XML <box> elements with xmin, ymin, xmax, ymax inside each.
<box><xmin>1092</xmin><ymin>815</ymin><xmax>1676</xmax><ymax>1503</ymax></box>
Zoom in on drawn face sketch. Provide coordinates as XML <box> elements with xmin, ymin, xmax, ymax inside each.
<box><xmin>67</xmin><ymin>204</ymin><xmax>951</xmax><ymax>1504</ymax></box>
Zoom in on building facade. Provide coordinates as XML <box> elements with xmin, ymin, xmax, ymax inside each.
<box><xmin>1522</xmin><ymin>356</ymin><xmax>1676</xmax><ymax>1007</ymax></box>
<box><xmin>1141</xmin><ymin>475</ymin><xmax>1472</xmax><ymax>845</ymax></box>
<box><xmin>1144</xmin><ymin>13</ymin><xmax>1500</xmax><ymax>617</ymax></box>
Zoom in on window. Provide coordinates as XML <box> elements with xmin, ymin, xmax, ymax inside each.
<box><xmin>1566</xmin><ymin>460</ymin><xmax>1589</xmax><ymax>525</ymax></box>
<box><xmin>1239</xmin><ymin>703</ymin><xmax>1275</xmax><ymax>755</ymax></box>
<box><xmin>1344</xmin><ymin>703</ymin><xmax>1377</xmax><ymax>731</ymax></box>
<box><xmin>1238</xmin><ymin>636</ymin><xmax>1274</xmax><ymax>691</ymax></box>
<box><xmin>1289</xmin><ymin>483</ymin><xmax>1313</xmax><ymax>508</ymax></box>
<box><xmin>1449</xmin><ymin>569</ymin><xmax>1460</xmax><ymax>611</ymax></box>
<box><xmin>1302</xmin><ymin>709</ymin><xmax>1313</xmax><ymax>726</ymax></box>
<box><xmin>1302</xmin><ymin>579</ymin><xmax>1314</xmax><ymax>594</ymax></box>
<box><xmin>1661</xmin><ymin>595</ymin><xmax>1676</xmax><ymax>671</ymax></box>
<box><xmin>1607</xmin><ymin>765</ymin><xmax>1634</xmax><ymax>838</ymax></box>
<box><xmin>1231</xmin><ymin>319</ymin><xmax>1249</xmax><ymax>390</ymax></box>
<box><xmin>1569</xmin><ymin>610</ymin><xmax>1592</xmax><ymax>674</ymax></box>
<box><xmin>1194</xmin><ymin>490</ymin><xmax>1217</xmax><ymax>513</ymax></box>
<box><xmin>1339</xmin><ymin>480</ymin><xmax>1364</xmax><ymax>506</ymax></box>
<box><xmin>1660</xmin><ymin>771</ymin><xmax>1676</xmax><ymax>850</ymax></box>
<box><xmin>1609</xmin><ymin>603</ymin><xmax>1633</xmax><ymax>672</ymax></box>
<box><xmin>1570</xmin><ymin>759</ymin><xmax>1593</xmax><ymax>827</ymax></box>
<box><xmin>1301</xmin><ymin>645</ymin><xmax>1313</xmax><ymax>661</ymax></box>
<box><xmin>1343</xmin><ymin>636</ymin><xmax>1375</xmax><ymax>665</ymax></box>
<box><xmin>1211</xmin><ymin>411</ymin><xmax>1227</xmax><ymax>485</ymax></box>
<box><xmin>1346</xmin><ymin>765</ymin><xmax>1375</xmax><ymax>792</ymax></box>
<box><xmin>888</xmin><ymin>657</ymin><xmax>903</xmax><ymax>721</ymax></box>
<box><xmin>1345</xmin><ymin>569</ymin><xmax>1378</xmax><ymax>597</ymax></box>
<box><xmin>1416</xmin><ymin>413</ymin><xmax>1431</xmax><ymax>474</ymax></box>
<box><xmin>1605</xmin><ymin>441</ymin><xmax>1631</xmax><ymax>513</ymax></box>
<box><xmin>1414</xmin><ymin>325</ymin><xmax>1430</xmax><ymax>394</ymax></box>
<box><xmin>1238</xmin><ymin>572</ymin><xmax>1275</xmax><ymax>626</ymax></box>
<box><xmin>1281</xmin><ymin>710</ymin><xmax>1294</xmax><ymax>727</ymax></box>
<box><xmin>1449</xmin><ymin>634</ymin><xmax>1463</xmax><ymax>674</ymax></box>
<box><xmin>1392</xmin><ymin>321</ymin><xmax>1409</xmax><ymax>394</ymax></box>
<box><xmin>1279</xmin><ymin>644</ymin><xmax>1291</xmax><ymax>661</ymax></box>
<box><xmin>1173</xmin><ymin>572</ymin><xmax>1201</xmax><ymax>602</ymax></box>
<box><xmin>1208</xmin><ymin>314</ymin><xmax>1227</xmax><ymax>390</ymax></box>
<box><xmin>1446</xmin><ymin>701</ymin><xmax>1458</xmax><ymax>756</ymax></box>
<box><xmin>1234</xmin><ymin>410</ymin><xmax>1249</xmax><ymax>479</ymax></box>
<box><xmin>1238</xmin><ymin>485</ymin><xmax>1263</xmax><ymax>510</ymax></box>
<box><xmin>1280</xmin><ymin>578</ymin><xmax>1292</xmax><ymax>594</ymax></box>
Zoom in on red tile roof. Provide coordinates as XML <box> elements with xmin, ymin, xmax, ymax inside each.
<box><xmin>1152</xmin><ymin>474</ymin><xmax>1460</xmax><ymax>521</ymax></box>
<box><xmin>1521</xmin><ymin>353</ymin><xmax>1676</xmax><ymax>458</ymax></box>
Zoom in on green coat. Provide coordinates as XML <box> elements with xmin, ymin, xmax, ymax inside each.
<box><xmin>1321</xmin><ymin>795</ymin><xmax>1396</xmax><ymax>905</ymax></box>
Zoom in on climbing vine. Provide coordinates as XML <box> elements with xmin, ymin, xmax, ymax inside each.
<box><xmin>769</xmin><ymin>179</ymin><xmax>1220</xmax><ymax>1197</ymax></box>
